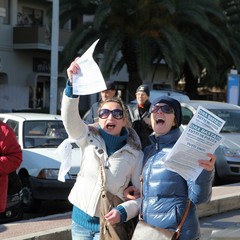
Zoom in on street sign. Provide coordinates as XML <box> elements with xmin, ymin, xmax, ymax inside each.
<box><xmin>227</xmin><ymin>74</ymin><xmax>240</xmax><ymax>105</ymax></box>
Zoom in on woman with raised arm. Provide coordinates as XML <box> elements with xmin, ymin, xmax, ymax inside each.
<box><xmin>60</xmin><ymin>58</ymin><xmax>143</xmax><ymax>240</ymax></box>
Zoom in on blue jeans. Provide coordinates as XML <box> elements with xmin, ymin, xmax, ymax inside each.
<box><xmin>71</xmin><ymin>221</ymin><xmax>100</xmax><ymax>240</ymax></box>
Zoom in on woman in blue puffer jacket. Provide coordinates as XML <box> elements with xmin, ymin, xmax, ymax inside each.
<box><xmin>126</xmin><ymin>96</ymin><xmax>216</xmax><ymax>240</ymax></box>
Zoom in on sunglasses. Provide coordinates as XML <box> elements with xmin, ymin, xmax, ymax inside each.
<box><xmin>98</xmin><ymin>109</ymin><xmax>124</xmax><ymax>120</ymax></box>
<box><xmin>150</xmin><ymin>104</ymin><xmax>174</xmax><ymax>114</ymax></box>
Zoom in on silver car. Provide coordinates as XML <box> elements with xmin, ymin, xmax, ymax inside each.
<box><xmin>181</xmin><ymin>100</ymin><xmax>240</xmax><ymax>185</ymax></box>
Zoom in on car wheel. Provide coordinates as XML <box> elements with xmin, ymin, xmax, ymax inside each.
<box><xmin>21</xmin><ymin>177</ymin><xmax>41</xmax><ymax>212</ymax></box>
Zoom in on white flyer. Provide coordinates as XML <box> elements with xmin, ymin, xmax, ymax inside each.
<box><xmin>72</xmin><ymin>39</ymin><xmax>107</xmax><ymax>95</ymax></box>
<box><xmin>163</xmin><ymin>106</ymin><xmax>226</xmax><ymax>181</ymax></box>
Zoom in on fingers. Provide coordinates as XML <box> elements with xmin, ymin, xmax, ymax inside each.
<box><xmin>123</xmin><ymin>185</ymin><xmax>140</xmax><ymax>200</ymax></box>
<box><xmin>207</xmin><ymin>153</ymin><xmax>216</xmax><ymax>163</ymax></box>
<box><xmin>123</xmin><ymin>186</ymin><xmax>135</xmax><ymax>199</ymax></box>
<box><xmin>125</xmin><ymin>193</ymin><xmax>139</xmax><ymax>200</ymax></box>
<box><xmin>105</xmin><ymin>211</ymin><xmax>114</xmax><ymax>219</ymax></box>
<box><xmin>105</xmin><ymin>209</ymin><xmax>121</xmax><ymax>224</ymax></box>
<box><xmin>198</xmin><ymin>153</ymin><xmax>216</xmax><ymax>171</ymax></box>
<box><xmin>127</xmin><ymin>188</ymin><xmax>140</xmax><ymax>200</ymax></box>
<box><xmin>67</xmin><ymin>57</ymin><xmax>80</xmax><ymax>82</ymax></box>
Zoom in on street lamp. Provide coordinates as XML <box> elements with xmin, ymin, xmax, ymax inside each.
<box><xmin>50</xmin><ymin>0</ymin><xmax>59</xmax><ymax>114</ymax></box>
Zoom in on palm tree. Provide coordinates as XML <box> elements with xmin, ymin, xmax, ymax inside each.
<box><xmin>59</xmin><ymin>0</ymin><xmax>240</xmax><ymax>100</ymax></box>
<box><xmin>197</xmin><ymin>0</ymin><xmax>240</xmax><ymax>90</ymax></box>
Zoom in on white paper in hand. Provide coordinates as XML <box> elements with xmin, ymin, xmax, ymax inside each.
<box><xmin>163</xmin><ymin>106</ymin><xmax>225</xmax><ymax>181</ymax></box>
<box><xmin>72</xmin><ymin>39</ymin><xmax>107</xmax><ymax>95</ymax></box>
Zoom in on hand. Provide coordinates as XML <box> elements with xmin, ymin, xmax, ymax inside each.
<box><xmin>123</xmin><ymin>185</ymin><xmax>140</xmax><ymax>200</ymax></box>
<box><xmin>67</xmin><ymin>57</ymin><xmax>80</xmax><ymax>82</ymax></box>
<box><xmin>105</xmin><ymin>209</ymin><xmax>121</xmax><ymax>225</ymax></box>
<box><xmin>143</xmin><ymin>116</ymin><xmax>151</xmax><ymax>127</ymax></box>
<box><xmin>198</xmin><ymin>153</ymin><xmax>216</xmax><ymax>171</ymax></box>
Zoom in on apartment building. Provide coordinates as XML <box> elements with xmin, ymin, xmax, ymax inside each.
<box><xmin>0</xmin><ymin>0</ymin><xmax>71</xmax><ymax>113</ymax></box>
<box><xmin>0</xmin><ymin>0</ymin><xmax>175</xmax><ymax>114</ymax></box>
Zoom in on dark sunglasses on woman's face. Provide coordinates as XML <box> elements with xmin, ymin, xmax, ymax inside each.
<box><xmin>151</xmin><ymin>104</ymin><xmax>174</xmax><ymax>114</ymax></box>
<box><xmin>98</xmin><ymin>109</ymin><xmax>124</xmax><ymax>120</ymax></box>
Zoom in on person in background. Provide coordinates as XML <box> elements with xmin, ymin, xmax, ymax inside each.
<box><xmin>125</xmin><ymin>96</ymin><xmax>216</xmax><ymax>240</ymax></box>
<box><xmin>61</xmin><ymin>58</ymin><xmax>143</xmax><ymax>240</ymax></box>
<box><xmin>0</xmin><ymin>121</ymin><xmax>22</xmax><ymax>214</ymax></box>
<box><xmin>83</xmin><ymin>81</ymin><xmax>117</xmax><ymax>123</ymax></box>
<box><xmin>127</xmin><ymin>84</ymin><xmax>152</xmax><ymax>150</ymax></box>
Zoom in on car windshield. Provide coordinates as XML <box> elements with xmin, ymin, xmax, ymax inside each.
<box><xmin>211</xmin><ymin>109</ymin><xmax>240</xmax><ymax>133</ymax></box>
<box><xmin>23</xmin><ymin>120</ymin><xmax>69</xmax><ymax>148</ymax></box>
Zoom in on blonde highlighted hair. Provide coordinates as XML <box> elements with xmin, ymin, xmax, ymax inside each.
<box><xmin>98</xmin><ymin>97</ymin><xmax>132</xmax><ymax>127</ymax></box>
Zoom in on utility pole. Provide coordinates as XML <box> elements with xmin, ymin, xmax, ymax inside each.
<box><xmin>50</xmin><ymin>0</ymin><xmax>59</xmax><ymax>114</ymax></box>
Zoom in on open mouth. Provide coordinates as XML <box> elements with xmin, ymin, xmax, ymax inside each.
<box><xmin>106</xmin><ymin>123</ymin><xmax>115</xmax><ymax>129</ymax></box>
<box><xmin>156</xmin><ymin>118</ymin><xmax>165</xmax><ymax>124</ymax></box>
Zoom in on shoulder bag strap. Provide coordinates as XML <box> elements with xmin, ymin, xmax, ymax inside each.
<box><xmin>175</xmin><ymin>200</ymin><xmax>191</xmax><ymax>238</ymax></box>
<box><xmin>99</xmin><ymin>158</ymin><xmax>106</xmax><ymax>191</ymax></box>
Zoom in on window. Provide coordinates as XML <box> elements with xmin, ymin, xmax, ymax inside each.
<box><xmin>212</xmin><ymin>110</ymin><xmax>240</xmax><ymax>133</ymax></box>
<box><xmin>6</xmin><ymin>120</ymin><xmax>19</xmax><ymax>137</ymax></box>
<box><xmin>181</xmin><ymin>107</ymin><xmax>194</xmax><ymax>125</ymax></box>
<box><xmin>1</xmin><ymin>0</ymin><xmax>10</xmax><ymax>24</ymax></box>
<box><xmin>23</xmin><ymin>120</ymin><xmax>68</xmax><ymax>148</ymax></box>
<box><xmin>18</xmin><ymin>7</ymin><xmax>43</xmax><ymax>26</ymax></box>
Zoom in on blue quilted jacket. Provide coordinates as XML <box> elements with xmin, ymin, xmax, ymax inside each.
<box><xmin>142</xmin><ymin>128</ymin><xmax>214</xmax><ymax>240</ymax></box>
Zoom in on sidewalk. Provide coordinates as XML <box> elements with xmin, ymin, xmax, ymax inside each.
<box><xmin>0</xmin><ymin>183</ymin><xmax>240</xmax><ymax>240</ymax></box>
<box><xmin>0</xmin><ymin>212</ymin><xmax>72</xmax><ymax>240</ymax></box>
<box><xmin>197</xmin><ymin>182</ymin><xmax>240</xmax><ymax>218</ymax></box>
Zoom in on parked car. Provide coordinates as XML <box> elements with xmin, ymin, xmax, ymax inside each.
<box><xmin>180</xmin><ymin>100</ymin><xmax>240</xmax><ymax>185</ymax></box>
<box><xmin>0</xmin><ymin>113</ymin><xmax>80</xmax><ymax>212</ymax></box>
<box><xmin>0</xmin><ymin>171</ymin><xmax>23</xmax><ymax>223</ymax></box>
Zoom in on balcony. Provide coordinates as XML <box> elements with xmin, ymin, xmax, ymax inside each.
<box><xmin>13</xmin><ymin>26</ymin><xmax>71</xmax><ymax>51</ymax></box>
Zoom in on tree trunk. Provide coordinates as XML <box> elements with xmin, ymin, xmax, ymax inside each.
<box><xmin>183</xmin><ymin>64</ymin><xmax>199</xmax><ymax>100</ymax></box>
<box><xmin>121</xmin><ymin>38</ymin><xmax>142</xmax><ymax>102</ymax></box>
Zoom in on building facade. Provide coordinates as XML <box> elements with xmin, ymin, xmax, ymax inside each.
<box><xmin>0</xmin><ymin>0</ymin><xmax>71</xmax><ymax>113</ymax></box>
<box><xmin>0</xmin><ymin>0</ymin><xmax>175</xmax><ymax>114</ymax></box>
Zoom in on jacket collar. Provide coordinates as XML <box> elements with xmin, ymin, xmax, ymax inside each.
<box><xmin>88</xmin><ymin>124</ymin><xmax>142</xmax><ymax>152</ymax></box>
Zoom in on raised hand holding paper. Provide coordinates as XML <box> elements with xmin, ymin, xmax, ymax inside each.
<box><xmin>72</xmin><ymin>39</ymin><xmax>107</xmax><ymax>95</ymax></box>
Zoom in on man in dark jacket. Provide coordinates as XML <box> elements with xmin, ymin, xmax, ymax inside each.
<box><xmin>127</xmin><ymin>84</ymin><xmax>152</xmax><ymax>150</ymax></box>
<box><xmin>83</xmin><ymin>81</ymin><xmax>117</xmax><ymax>123</ymax></box>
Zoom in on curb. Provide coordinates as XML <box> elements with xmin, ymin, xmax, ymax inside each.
<box><xmin>1</xmin><ymin>183</ymin><xmax>240</xmax><ymax>240</ymax></box>
<box><xmin>197</xmin><ymin>183</ymin><xmax>240</xmax><ymax>218</ymax></box>
<box><xmin>4</xmin><ymin>226</ymin><xmax>71</xmax><ymax>240</ymax></box>
<box><xmin>210</xmin><ymin>225</ymin><xmax>240</xmax><ymax>240</ymax></box>
<box><xmin>0</xmin><ymin>213</ymin><xmax>72</xmax><ymax>240</ymax></box>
